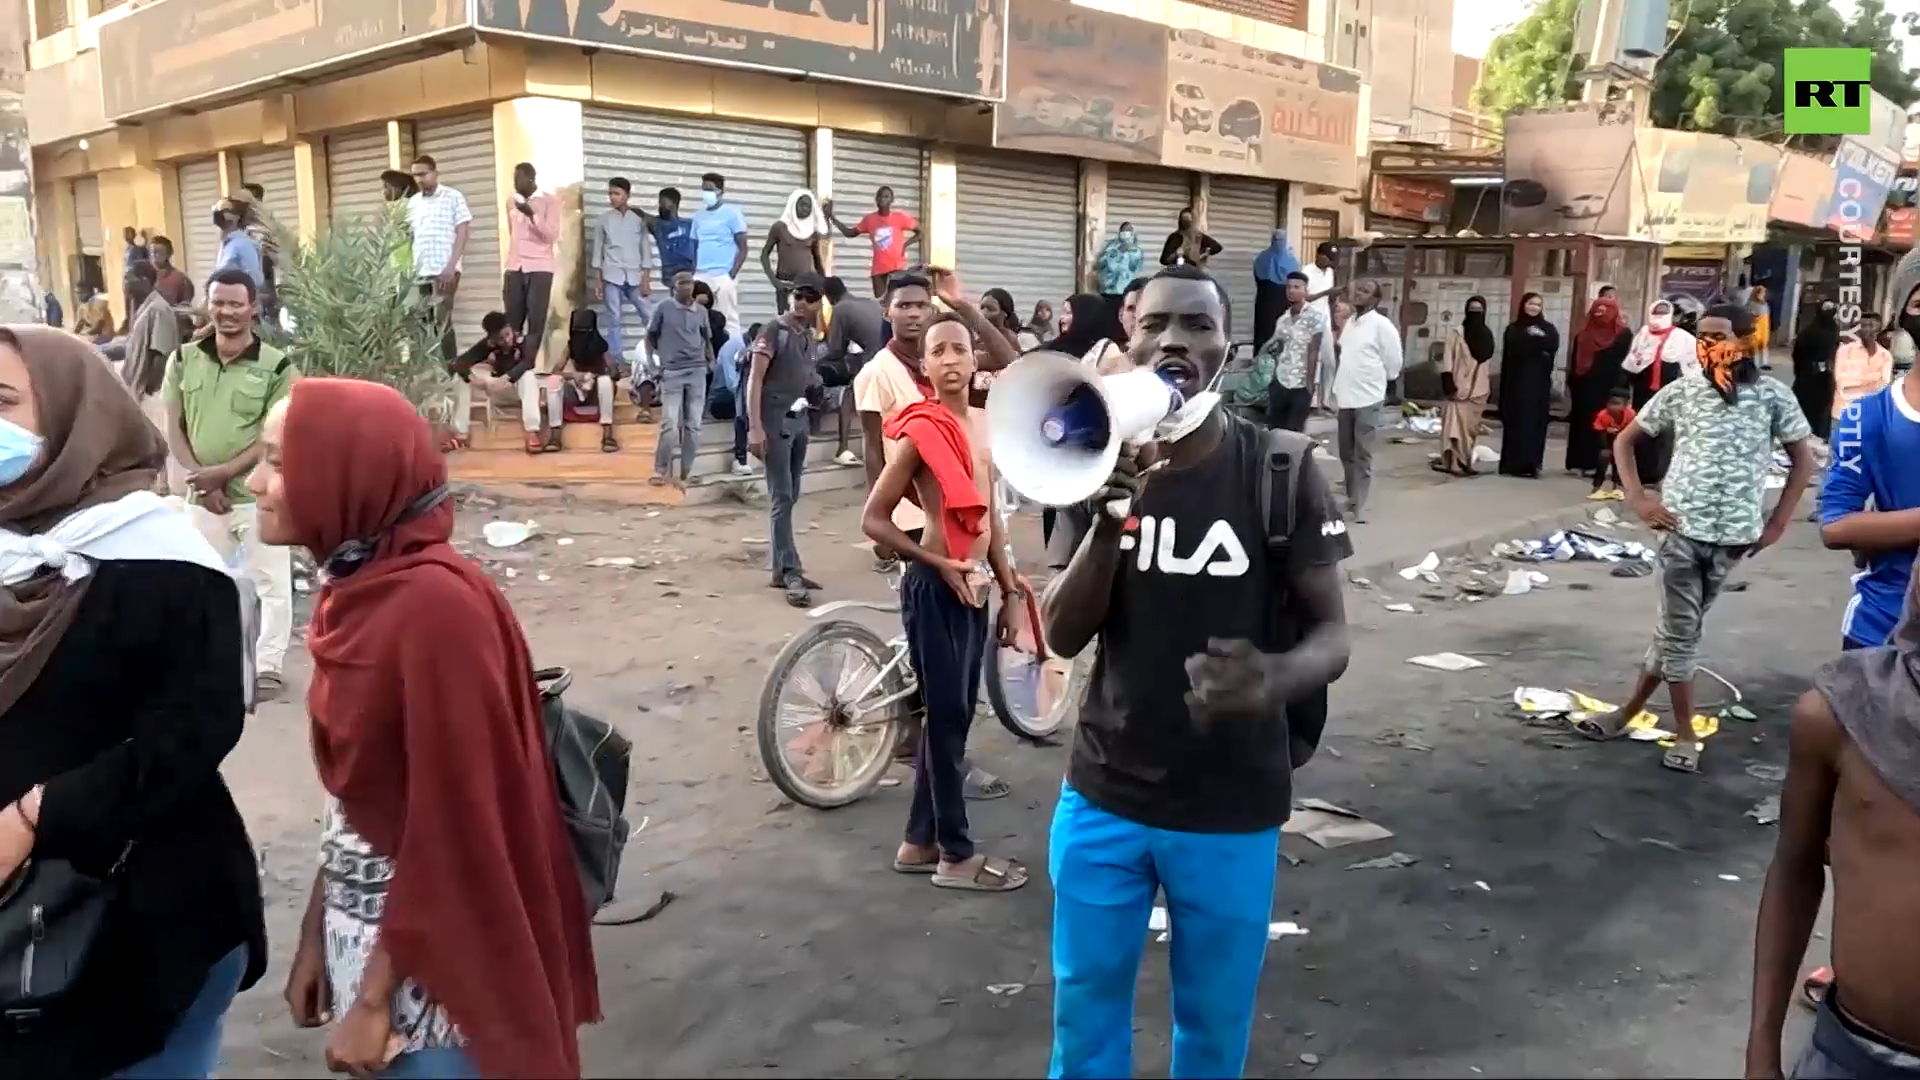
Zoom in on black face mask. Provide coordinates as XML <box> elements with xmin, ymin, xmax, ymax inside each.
<box><xmin>1732</xmin><ymin>358</ymin><xmax>1762</xmax><ymax>386</ymax></box>
<box><xmin>325</xmin><ymin>484</ymin><xmax>451</xmax><ymax>580</ymax></box>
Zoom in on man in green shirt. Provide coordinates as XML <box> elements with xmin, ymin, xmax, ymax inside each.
<box><xmin>163</xmin><ymin>267</ymin><xmax>298</xmax><ymax>701</ymax></box>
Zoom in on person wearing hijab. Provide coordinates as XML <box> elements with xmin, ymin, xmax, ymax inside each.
<box><xmin>564</xmin><ymin>308</ymin><xmax>620</xmax><ymax>452</ymax></box>
<box><xmin>253</xmin><ymin>377</ymin><xmax>599</xmax><ymax>1079</ymax></box>
<box><xmin>1095</xmin><ymin>224</ymin><xmax>1143</xmax><ymax>312</ymax></box>
<box><xmin>1746</xmin><ymin>283</ymin><xmax>1772</xmax><ymax>366</ymax></box>
<box><xmin>1435</xmin><ymin>295</ymin><xmax>1496</xmax><ymax>476</ymax></box>
<box><xmin>1496</xmin><ymin>293</ymin><xmax>1559</xmax><ymax>478</ymax></box>
<box><xmin>1051</xmin><ymin>293</ymin><xmax>1127</xmax><ymax>374</ymax></box>
<box><xmin>1622</xmin><ymin>298</ymin><xmax>1699</xmax><ymax>484</ymax></box>
<box><xmin>761</xmin><ymin>189</ymin><xmax>826</xmax><ymax>313</ymax></box>
<box><xmin>1028</xmin><ymin>299</ymin><xmax>1058</xmax><ymax>345</ymax></box>
<box><xmin>1565</xmin><ymin>295</ymin><xmax>1631</xmax><ymax>473</ymax></box>
<box><xmin>1251</xmin><ymin>228</ymin><xmax>1301</xmax><ymax>352</ymax></box>
<box><xmin>0</xmin><ymin>326</ymin><xmax>265</xmax><ymax>1079</ymax></box>
<box><xmin>1791</xmin><ymin>299</ymin><xmax>1842</xmax><ymax>441</ymax></box>
<box><xmin>1894</xmin><ymin>252</ymin><xmax>1920</xmax><ymax>372</ymax></box>
<box><xmin>1158</xmin><ymin>206</ymin><xmax>1220</xmax><ymax>268</ymax></box>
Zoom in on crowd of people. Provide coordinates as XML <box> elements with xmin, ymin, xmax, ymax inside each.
<box><xmin>11</xmin><ymin>151</ymin><xmax>1920</xmax><ymax>1080</ymax></box>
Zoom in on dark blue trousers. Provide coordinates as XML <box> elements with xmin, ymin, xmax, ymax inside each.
<box><xmin>901</xmin><ymin>560</ymin><xmax>987</xmax><ymax>863</ymax></box>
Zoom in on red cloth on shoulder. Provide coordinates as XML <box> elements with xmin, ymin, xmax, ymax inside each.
<box><xmin>882</xmin><ymin>399</ymin><xmax>987</xmax><ymax>559</ymax></box>
<box><xmin>286</xmin><ymin>378</ymin><xmax>599</xmax><ymax>1080</ymax></box>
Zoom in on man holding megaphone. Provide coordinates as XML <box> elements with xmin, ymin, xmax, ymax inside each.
<box><xmin>1031</xmin><ymin>266</ymin><xmax>1354</xmax><ymax>1079</ymax></box>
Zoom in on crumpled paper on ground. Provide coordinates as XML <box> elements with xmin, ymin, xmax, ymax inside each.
<box><xmin>1513</xmin><ymin>686</ymin><xmax>1719</xmax><ymax>745</ymax></box>
<box><xmin>1495</xmin><ymin>529</ymin><xmax>1655</xmax><ymax>565</ymax></box>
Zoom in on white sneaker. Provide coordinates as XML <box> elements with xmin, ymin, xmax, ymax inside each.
<box><xmin>834</xmin><ymin>449</ymin><xmax>859</xmax><ymax>466</ymax></box>
<box><xmin>731</xmin><ymin>460</ymin><xmax>755</xmax><ymax>476</ymax></box>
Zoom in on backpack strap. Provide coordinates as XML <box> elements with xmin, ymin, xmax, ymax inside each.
<box><xmin>1258</xmin><ymin>428</ymin><xmax>1316</xmax><ymax>553</ymax></box>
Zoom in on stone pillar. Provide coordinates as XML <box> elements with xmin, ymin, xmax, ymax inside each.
<box><xmin>927</xmin><ymin>144</ymin><xmax>957</xmax><ymax>270</ymax></box>
<box><xmin>811</xmin><ymin>128</ymin><xmax>835</xmax><ymax>276</ymax></box>
<box><xmin>95</xmin><ymin>164</ymin><xmax>168</xmax><ymax>325</ymax></box>
<box><xmin>293</xmin><ymin>136</ymin><xmax>328</xmax><ymax>242</ymax></box>
<box><xmin>493</xmin><ymin>96</ymin><xmax>584</xmax><ymax>373</ymax></box>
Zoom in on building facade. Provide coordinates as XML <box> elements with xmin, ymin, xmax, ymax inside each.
<box><xmin>20</xmin><ymin>0</ymin><xmax>1409</xmax><ymax>353</ymax></box>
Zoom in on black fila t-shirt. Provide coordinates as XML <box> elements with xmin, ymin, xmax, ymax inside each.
<box><xmin>1066</xmin><ymin>413</ymin><xmax>1351</xmax><ymax>833</ymax></box>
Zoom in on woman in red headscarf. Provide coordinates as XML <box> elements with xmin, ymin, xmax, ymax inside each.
<box><xmin>247</xmin><ymin>378</ymin><xmax>598</xmax><ymax>1079</ymax></box>
<box><xmin>1565</xmin><ymin>295</ymin><xmax>1632</xmax><ymax>474</ymax></box>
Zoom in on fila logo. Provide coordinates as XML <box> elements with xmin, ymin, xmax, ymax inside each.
<box><xmin>1118</xmin><ymin>516</ymin><xmax>1251</xmax><ymax>577</ymax></box>
<box><xmin>1323</xmin><ymin>519</ymin><xmax>1348</xmax><ymax>537</ymax></box>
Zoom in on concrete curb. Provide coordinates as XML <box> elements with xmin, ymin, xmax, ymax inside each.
<box><xmin>1346</xmin><ymin>502</ymin><xmax>1626</xmax><ymax>587</ymax></box>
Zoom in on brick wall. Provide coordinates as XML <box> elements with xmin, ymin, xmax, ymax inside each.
<box><xmin>1193</xmin><ymin>0</ymin><xmax>1309</xmax><ymax>32</ymax></box>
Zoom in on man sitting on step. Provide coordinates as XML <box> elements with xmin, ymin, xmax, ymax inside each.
<box><xmin>449</xmin><ymin>310</ymin><xmax>554</xmax><ymax>453</ymax></box>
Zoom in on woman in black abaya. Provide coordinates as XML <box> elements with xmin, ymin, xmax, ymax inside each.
<box><xmin>1564</xmin><ymin>295</ymin><xmax>1631</xmax><ymax>474</ymax></box>
<box><xmin>1497</xmin><ymin>292</ymin><xmax>1559</xmax><ymax>478</ymax></box>
<box><xmin>1791</xmin><ymin>299</ymin><xmax>1842</xmax><ymax>441</ymax></box>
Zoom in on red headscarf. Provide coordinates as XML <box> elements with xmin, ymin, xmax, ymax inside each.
<box><xmin>1572</xmin><ymin>297</ymin><xmax>1627</xmax><ymax>376</ymax></box>
<box><xmin>285</xmin><ymin>378</ymin><xmax>599</xmax><ymax>1078</ymax></box>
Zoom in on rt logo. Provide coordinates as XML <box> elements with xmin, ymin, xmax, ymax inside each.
<box><xmin>1785</xmin><ymin>48</ymin><xmax>1873</xmax><ymax>135</ymax></box>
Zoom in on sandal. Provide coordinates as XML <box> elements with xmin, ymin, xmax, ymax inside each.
<box><xmin>964</xmin><ymin>769</ymin><xmax>1012</xmax><ymax>801</ymax></box>
<box><xmin>601</xmin><ymin>428</ymin><xmax>619</xmax><ymax>453</ymax></box>
<box><xmin>254</xmin><ymin>671</ymin><xmax>286</xmax><ymax>704</ymax></box>
<box><xmin>892</xmin><ymin>853</ymin><xmax>939</xmax><ymax>875</ymax></box>
<box><xmin>1662</xmin><ymin>740</ymin><xmax>1704</xmax><ymax>774</ymax></box>
<box><xmin>544</xmin><ymin>429</ymin><xmax>564</xmax><ymax>453</ymax></box>
<box><xmin>1802</xmin><ymin>966</ymin><xmax>1833</xmax><ymax>1009</ymax></box>
<box><xmin>932</xmin><ymin>856</ymin><xmax>1029</xmax><ymax>893</ymax></box>
<box><xmin>1571</xmin><ymin>712</ymin><xmax>1633</xmax><ymax>742</ymax></box>
<box><xmin>525</xmin><ymin>432</ymin><xmax>546</xmax><ymax>455</ymax></box>
<box><xmin>785</xmin><ymin>582</ymin><xmax>811</xmax><ymax>608</ymax></box>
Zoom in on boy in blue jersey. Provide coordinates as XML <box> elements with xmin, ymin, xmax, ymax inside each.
<box><xmin>1819</xmin><ymin>368</ymin><xmax>1920</xmax><ymax>650</ymax></box>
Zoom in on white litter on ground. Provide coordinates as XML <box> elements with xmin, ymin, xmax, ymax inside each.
<box><xmin>1407</xmin><ymin>652</ymin><xmax>1486</xmax><ymax>672</ymax></box>
<box><xmin>1399</xmin><ymin>551</ymin><xmax>1441</xmax><ymax>580</ymax></box>
<box><xmin>482</xmin><ymin>520</ymin><xmax>538</xmax><ymax>548</ymax></box>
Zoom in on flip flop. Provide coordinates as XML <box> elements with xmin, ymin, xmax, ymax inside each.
<box><xmin>892</xmin><ymin>857</ymin><xmax>938</xmax><ymax>875</ymax></box>
<box><xmin>932</xmin><ymin>857</ymin><xmax>1029</xmax><ymax>893</ymax></box>
<box><xmin>1662</xmin><ymin>740</ymin><xmax>1704</xmax><ymax>774</ymax></box>
<box><xmin>963</xmin><ymin>772</ymin><xmax>1012</xmax><ymax>801</ymax></box>
<box><xmin>1572</xmin><ymin>715</ymin><xmax>1633</xmax><ymax>742</ymax></box>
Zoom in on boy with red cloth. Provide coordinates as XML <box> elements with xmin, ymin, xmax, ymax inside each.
<box><xmin>861</xmin><ymin>312</ymin><xmax>1029</xmax><ymax>893</ymax></box>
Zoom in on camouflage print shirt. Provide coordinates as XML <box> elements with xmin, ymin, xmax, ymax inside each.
<box><xmin>1634</xmin><ymin>371</ymin><xmax>1812</xmax><ymax>546</ymax></box>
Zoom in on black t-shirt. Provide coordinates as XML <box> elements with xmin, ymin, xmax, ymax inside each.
<box><xmin>1066</xmin><ymin>414</ymin><xmax>1351</xmax><ymax>833</ymax></box>
<box><xmin>753</xmin><ymin>315</ymin><xmax>818</xmax><ymax>428</ymax></box>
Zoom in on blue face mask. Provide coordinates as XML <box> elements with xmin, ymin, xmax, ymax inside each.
<box><xmin>0</xmin><ymin>418</ymin><xmax>44</xmax><ymax>487</ymax></box>
<box><xmin>701</xmin><ymin>190</ymin><xmax>719</xmax><ymax>209</ymax></box>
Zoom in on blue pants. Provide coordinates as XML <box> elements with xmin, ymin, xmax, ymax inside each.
<box><xmin>601</xmin><ymin>280</ymin><xmax>651</xmax><ymax>366</ymax></box>
<box><xmin>1049</xmin><ymin>785</ymin><xmax>1280</xmax><ymax>1080</ymax></box>
<box><xmin>901</xmin><ymin>560</ymin><xmax>988</xmax><ymax>862</ymax></box>
<box><xmin>115</xmin><ymin>945</ymin><xmax>249</xmax><ymax>1079</ymax></box>
<box><xmin>381</xmin><ymin>1046</ymin><xmax>481</xmax><ymax>1078</ymax></box>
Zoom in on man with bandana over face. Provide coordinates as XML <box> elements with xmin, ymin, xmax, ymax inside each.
<box><xmin>1575</xmin><ymin>304</ymin><xmax>1816</xmax><ymax>774</ymax></box>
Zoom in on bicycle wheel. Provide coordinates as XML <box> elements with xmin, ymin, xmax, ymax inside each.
<box><xmin>757</xmin><ymin>619</ymin><xmax>911</xmax><ymax>809</ymax></box>
<box><xmin>986</xmin><ymin>639</ymin><xmax>1093</xmax><ymax>741</ymax></box>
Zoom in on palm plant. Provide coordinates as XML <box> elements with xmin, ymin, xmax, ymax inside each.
<box><xmin>272</xmin><ymin>211</ymin><xmax>460</xmax><ymax>423</ymax></box>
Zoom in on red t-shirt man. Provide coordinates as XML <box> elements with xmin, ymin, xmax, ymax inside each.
<box><xmin>829</xmin><ymin>187</ymin><xmax>919</xmax><ymax>298</ymax></box>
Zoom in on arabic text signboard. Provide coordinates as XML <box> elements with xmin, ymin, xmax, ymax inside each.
<box><xmin>1632</xmin><ymin>129</ymin><xmax>1781</xmax><ymax>245</ymax></box>
<box><xmin>480</xmin><ymin>0</ymin><xmax>1006</xmax><ymax>101</ymax></box>
<box><xmin>98</xmin><ymin>0</ymin><xmax>466</xmax><ymax>121</ymax></box>
<box><xmin>1160</xmin><ymin>29</ymin><xmax>1359</xmax><ymax>189</ymax></box>
<box><xmin>1499</xmin><ymin>104</ymin><xmax>1635</xmax><ymax>236</ymax></box>
<box><xmin>995</xmin><ymin>0</ymin><xmax>1164</xmax><ymax>164</ymax></box>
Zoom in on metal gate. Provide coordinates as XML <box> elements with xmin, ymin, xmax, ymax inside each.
<box><xmin>1208</xmin><ymin>177</ymin><xmax>1281</xmax><ymax>341</ymax></box>
<box><xmin>71</xmin><ymin>176</ymin><xmax>103</xmax><ymax>255</ymax></box>
<box><xmin>582</xmin><ymin>105</ymin><xmax>808</xmax><ymax>339</ymax></box>
<box><xmin>413</xmin><ymin>111</ymin><xmax>501</xmax><ymax>350</ymax></box>
<box><xmin>237</xmin><ymin>148</ymin><xmax>299</xmax><ymax>239</ymax></box>
<box><xmin>327</xmin><ymin>126</ymin><xmax>400</xmax><ymax>227</ymax></box>
<box><xmin>173</xmin><ymin>158</ymin><xmax>222</xmax><ymax>286</ymax></box>
<box><xmin>1105</xmin><ymin>165</ymin><xmax>1191</xmax><ymax>260</ymax></box>
<box><xmin>954</xmin><ymin>151</ymin><xmax>1078</xmax><ymax>324</ymax></box>
<box><xmin>829</xmin><ymin>134</ymin><xmax>927</xmax><ymax>285</ymax></box>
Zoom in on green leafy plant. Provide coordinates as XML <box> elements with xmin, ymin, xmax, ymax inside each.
<box><xmin>272</xmin><ymin>211</ymin><xmax>460</xmax><ymax>423</ymax></box>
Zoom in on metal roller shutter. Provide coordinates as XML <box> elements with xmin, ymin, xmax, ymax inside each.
<box><xmin>413</xmin><ymin>111</ymin><xmax>501</xmax><ymax>350</ymax></box>
<box><xmin>1105</xmin><ymin>166</ymin><xmax>1191</xmax><ymax>261</ymax></box>
<box><xmin>954</xmin><ymin>151</ymin><xmax>1078</xmax><ymax>324</ymax></box>
<box><xmin>1208</xmin><ymin>177</ymin><xmax>1281</xmax><ymax>342</ymax></box>
<box><xmin>326</xmin><ymin>127</ymin><xmax>396</xmax><ymax>227</ymax></box>
<box><xmin>72</xmin><ymin>176</ymin><xmax>103</xmax><ymax>254</ymax></box>
<box><xmin>582</xmin><ymin>105</ymin><xmax>808</xmax><ymax>339</ymax></box>
<box><xmin>829</xmin><ymin>134</ymin><xmax>927</xmax><ymax>280</ymax></box>
<box><xmin>237</xmin><ymin>148</ymin><xmax>299</xmax><ymax>238</ymax></box>
<box><xmin>173</xmin><ymin>159</ymin><xmax>222</xmax><ymax>284</ymax></box>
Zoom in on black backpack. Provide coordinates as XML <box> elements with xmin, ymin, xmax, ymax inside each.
<box><xmin>1252</xmin><ymin>426</ymin><xmax>1331</xmax><ymax>763</ymax></box>
<box><xmin>535</xmin><ymin>668</ymin><xmax>633</xmax><ymax>912</ymax></box>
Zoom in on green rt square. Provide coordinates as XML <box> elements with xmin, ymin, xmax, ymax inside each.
<box><xmin>1785</xmin><ymin>48</ymin><xmax>1873</xmax><ymax>135</ymax></box>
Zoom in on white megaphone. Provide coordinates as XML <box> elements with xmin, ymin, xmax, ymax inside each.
<box><xmin>1892</xmin><ymin>328</ymin><xmax>1916</xmax><ymax>371</ymax></box>
<box><xmin>987</xmin><ymin>350</ymin><xmax>1189</xmax><ymax>514</ymax></box>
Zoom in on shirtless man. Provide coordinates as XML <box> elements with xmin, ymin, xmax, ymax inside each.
<box><xmin>861</xmin><ymin>312</ymin><xmax>1028</xmax><ymax>893</ymax></box>
<box><xmin>1746</xmin><ymin>598</ymin><xmax>1920</xmax><ymax>1079</ymax></box>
